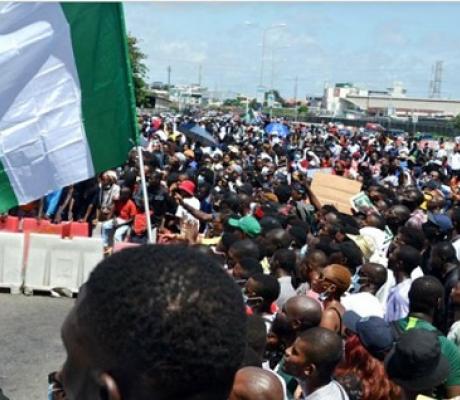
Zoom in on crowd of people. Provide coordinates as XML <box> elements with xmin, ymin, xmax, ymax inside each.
<box><xmin>5</xmin><ymin>111</ymin><xmax>460</xmax><ymax>399</ymax></box>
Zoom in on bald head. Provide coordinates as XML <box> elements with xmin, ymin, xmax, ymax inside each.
<box><xmin>359</xmin><ymin>263</ymin><xmax>387</xmax><ymax>293</ymax></box>
<box><xmin>264</xmin><ymin>229</ymin><xmax>292</xmax><ymax>257</ymax></box>
<box><xmin>229</xmin><ymin>367</ymin><xmax>284</xmax><ymax>400</ymax></box>
<box><xmin>284</xmin><ymin>295</ymin><xmax>322</xmax><ymax>332</ymax></box>
<box><xmin>306</xmin><ymin>250</ymin><xmax>328</xmax><ymax>269</ymax></box>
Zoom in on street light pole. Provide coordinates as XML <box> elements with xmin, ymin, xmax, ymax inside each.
<box><xmin>260</xmin><ymin>29</ymin><xmax>268</xmax><ymax>87</ymax></box>
<box><xmin>253</xmin><ymin>23</ymin><xmax>287</xmax><ymax>101</ymax></box>
<box><xmin>294</xmin><ymin>76</ymin><xmax>298</xmax><ymax>122</ymax></box>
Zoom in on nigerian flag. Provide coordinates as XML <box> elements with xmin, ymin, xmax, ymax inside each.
<box><xmin>0</xmin><ymin>2</ymin><xmax>138</xmax><ymax>213</ymax></box>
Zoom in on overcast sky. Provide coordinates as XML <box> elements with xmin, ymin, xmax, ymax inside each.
<box><xmin>125</xmin><ymin>2</ymin><xmax>460</xmax><ymax>100</ymax></box>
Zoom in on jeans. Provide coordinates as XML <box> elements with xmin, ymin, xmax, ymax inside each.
<box><xmin>102</xmin><ymin>219</ymin><xmax>130</xmax><ymax>247</ymax></box>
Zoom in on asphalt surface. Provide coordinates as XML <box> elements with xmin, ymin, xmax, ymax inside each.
<box><xmin>0</xmin><ymin>294</ymin><xmax>74</xmax><ymax>400</ymax></box>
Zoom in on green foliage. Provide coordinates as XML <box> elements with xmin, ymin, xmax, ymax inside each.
<box><xmin>223</xmin><ymin>99</ymin><xmax>242</xmax><ymax>107</ymax></box>
<box><xmin>453</xmin><ymin>114</ymin><xmax>460</xmax><ymax>131</ymax></box>
<box><xmin>298</xmin><ymin>105</ymin><xmax>309</xmax><ymax>114</ymax></box>
<box><xmin>127</xmin><ymin>34</ymin><xmax>149</xmax><ymax>107</ymax></box>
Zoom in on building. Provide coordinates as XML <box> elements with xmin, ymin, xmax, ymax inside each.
<box><xmin>169</xmin><ymin>84</ymin><xmax>209</xmax><ymax>108</ymax></box>
<box><xmin>322</xmin><ymin>83</ymin><xmax>368</xmax><ymax>115</ymax></box>
<box><xmin>322</xmin><ymin>82</ymin><xmax>460</xmax><ymax>118</ymax></box>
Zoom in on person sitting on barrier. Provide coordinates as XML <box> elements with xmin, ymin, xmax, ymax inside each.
<box><xmin>101</xmin><ymin>186</ymin><xmax>137</xmax><ymax>253</ymax></box>
<box><xmin>50</xmin><ymin>244</ymin><xmax>247</xmax><ymax>400</ymax></box>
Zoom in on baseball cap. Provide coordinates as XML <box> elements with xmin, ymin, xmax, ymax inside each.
<box><xmin>259</xmin><ymin>216</ymin><xmax>282</xmax><ymax>235</ymax></box>
<box><xmin>343</xmin><ymin>311</ymin><xmax>394</xmax><ymax>358</ymax></box>
<box><xmin>427</xmin><ymin>212</ymin><xmax>453</xmax><ymax>233</ymax></box>
<box><xmin>385</xmin><ymin>329</ymin><xmax>449</xmax><ymax>392</ymax></box>
<box><xmin>178</xmin><ymin>180</ymin><xmax>196</xmax><ymax>196</ymax></box>
<box><xmin>228</xmin><ymin>215</ymin><xmax>261</xmax><ymax>238</ymax></box>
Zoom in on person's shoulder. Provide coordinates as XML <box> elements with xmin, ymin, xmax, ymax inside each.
<box><xmin>440</xmin><ymin>334</ymin><xmax>460</xmax><ymax>360</ymax></box>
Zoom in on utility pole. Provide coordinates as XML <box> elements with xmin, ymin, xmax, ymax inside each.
<box><xmin>198</xmin><ymin>64</ymin><xmax>202</xmax><ymax>87</ymax></box>
<box><xmin>433</xmin><ymin>61</ymin><xmax>443</xmax><ymax>99</ymax></box>
<box><xmin>294</xmin><ymin>76</ymin><xmax>298</xmax><ymax>122</ymax></box>
<box><xmin>429</xmin><ymin>61</ymin><xmax>443</xmax><ymax>98</ymax></box>
<box><xmin>167</xmin><ymin>65</ymin><xmax>171</xmax><ymax>89</ymax></box>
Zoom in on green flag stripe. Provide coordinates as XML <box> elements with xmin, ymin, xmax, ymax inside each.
<box><xmin>0</xmin><ymin>160</ymin><xmax>18</xmax><ymax>213</ymax></box>
<box><xmin>61</xmin><ymin>3</ymin><xmax>139</xmax><ymax>173</ymax></box>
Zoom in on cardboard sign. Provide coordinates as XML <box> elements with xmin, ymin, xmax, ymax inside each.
<box><xmin>311</xmin><ymin>173</ymin><xmax>362</xmax><ymax>214</ymax></box>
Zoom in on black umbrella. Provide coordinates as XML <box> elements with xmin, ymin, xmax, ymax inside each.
<box><xmin>178</xmin><ymin>122</ymin><xmax>217</xmax><ymax>146</ymax></box>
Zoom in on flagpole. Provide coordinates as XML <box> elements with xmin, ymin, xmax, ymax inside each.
<box><xmin>137</xmin><ymin>146</ymin><xmax>154</xmax><ymax>243</ymax></box>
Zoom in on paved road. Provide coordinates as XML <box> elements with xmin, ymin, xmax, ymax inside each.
<box><xmin>0</xmin><ymin>294</ymin><xmax>73</xmax><ymax>400</ymax></box>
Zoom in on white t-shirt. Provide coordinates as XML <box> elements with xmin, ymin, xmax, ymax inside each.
<box><xmin>451</xmin><ymin>153</ymin><xmax>460</xmax><ymax>170</ymax></box>
<box><xmin>341</xmin><ymin>292</ymin><xmax>385</xmax><ymax>318</ymax></box>
<box><xmin>176</xmin><ymin>197</ymin><xmax>201</xmax><ymax>226</ymax></box>
<box><xmin>276</xmin><ymin>276</ymin><xmax>297</xmax><ymax>309</ymax></box>
<box><xmin>453</xmin><ymin>237</ymin><xmax>460</xmax><ymax>262</ymax></box>
<box><xmin>299</xmin><ymin>380</ymin><xmax>349</xmax><ymax>400</ymax></box>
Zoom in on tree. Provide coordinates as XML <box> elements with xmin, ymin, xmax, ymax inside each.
<box><xmin>223</xmin><ymin>99</ymin><xmax>242</xmax><ymax>107</ymax></box>
<box><xmin>298</xmin><ymin>105</ymin><xmax>309</xmax><ymax>114</ymax></box>
<box><xmin>454</xmin><ymin>114</ymin><xmax>460</xmax><ymax>131</ymax></box>
<box><xmin>127</xmin><ymin>34</ymin><xmax>149</xmax><ymax>107</ymax></box>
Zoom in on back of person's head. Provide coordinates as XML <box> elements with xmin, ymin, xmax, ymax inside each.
<box><xmin>250</xmin><ymin>273</ymin><xmax>280</xmax><ymax>305</ymax></box>
<box><xmin>397</xmin><ymin>226</ymin><xmax>426</xmax><ymax>251</ymax></box>
<box><xmin>361</xmin><ymin>262</ymin><xmax>387</xmax><ymax>292</ymax></box>
<box><xmin>220</xmin><ymin>231</ymin><xmax>240</xmax><ymax>253</ymax></box>
<box><xmin>397</xmin><ymin>245</ymin><xmax>422</xmax><ymax>275</ymax></box>
<box><xmin>432</xmin><ymin>241</ymin><xmax>457</xmax><ymax>264</ymax></box>
<box><xmin>452</xmin><ymin>207</ymin><xmax>460</xmax><ymax>229</ymax></box>
<box><xmin>229</xmin><ymin>367</ymin><xmax>284</xmax><ymax>400</ymax></box>
<box><xmin>402</xmin><ymin>189</ymin><xmax>424</xmax><ymax>212</ymax></box>
<box><xmin>336</xmin><ymin>241</ymin><xmax>363</xmax><ymax>272</ymax></box>
<box><xmin>272</xmin><ymin>248</ymin><xmax>297</xmax><ymax>275</ymax></box>
<box><xmin>287</xmin><ymin>218</ymin><xmax>311</xmax><ymax>234</ymax></box>
<box><xmin>284</xmin><ymin>295</ymin><xmax>323</xmax><ymax>332</ymax></box>
<box><xmin>67</xmin><ymin>245</ymin><xmax>246</xmax><ymax>400</ymax></box>
<box><xmin>221</xmin><ymin>193</ymin><xmax>241</xmax><ymax>214</ymax></box>
<box><xmin>338</xmin><ymin>214</ymin><xmax>361</xmax><ymax>235</ymax></box>
<box><xmin>298</xmin><ymin>327</ymin><xmax>343</xmax><ymax>381</ymax></box>
<box><xmin>246</xmin><ymin>315</ymin><xmax>267</xmax><ymax>361</ymax></box>
<box><xmin>238</xmin><ymin>258</ymin><xmax>263</xmax><ymax>279</ymax></box>
<box><xmin>274</xmin><ymin>184</ymin><xmax>292</xmax><ymax>204</ymax></box>
<box><xmin>230</xmin><ymin>239</ymin><xmax>261</xmax><ymax>261</ymax></box>
<box><xmin>314</xmin><ymin>237</ymin><xmax>337</xmax><ymax>256</ymax></box>
<box><xmin>305</xmin><ymin>249</ymin><xmax>328</xmax><ymax>269</ymax></box>
<box><xmin>289</xmin><ymin>225</ymin><xmax>308</xmax><ymax>248</ymax></box>
<box><xmin>409</xmin><ymin>276</ymin><xmax>445</xmax><ymax>315</ymax></box>
<box><xmin>259</xmin><ymin>216</ymin><xmax>283</xmax><ymax>235</ymax></box>
<box><xmin>365</xmin><ymin>213</ymin><xmax>387</xmax><ymax>231</ymax></box>
<box><xmin>264</xmin><ymin>229</ymin><xmax>293</xmax><ymax>257</ymax></box>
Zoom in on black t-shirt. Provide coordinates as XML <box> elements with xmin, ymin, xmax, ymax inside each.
<box><xmin>72</xmin><ymin>181</ymin><xmax>100</xmax><ymax>220</ymax></box>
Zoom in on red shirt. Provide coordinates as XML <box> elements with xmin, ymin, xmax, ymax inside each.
<box><xmin>133</xmin><ymin>211</ymin><xmax>153</xmax><ymax>235</ymax></box>
<box><xmin>114</xmin><ymin>199</ymin><xmax>137</xmax><ymax>220</ymax></box>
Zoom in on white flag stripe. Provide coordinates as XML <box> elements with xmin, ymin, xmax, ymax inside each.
<box><xmin>0</xmin><ymin>2</ymin><xmax>94</xmax><ymax>204</ymax></box>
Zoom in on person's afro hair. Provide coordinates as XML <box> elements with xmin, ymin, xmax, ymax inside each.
<box><xmin>77</xmin><ymin>245</ymin><xmax>247</xmax><ymax>399</ymax></box>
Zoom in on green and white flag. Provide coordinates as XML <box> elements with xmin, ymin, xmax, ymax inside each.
<box><xmin>0</xmin><ymin>2</ymin><xmax>138</xmax><ymax>213</ymax></box>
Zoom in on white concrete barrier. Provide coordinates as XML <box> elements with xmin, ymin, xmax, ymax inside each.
<box><xmin>0</xmin><ymin>232</ymin><xmax>24</xmax><ymax>294</ymax></box>
<box><xmin>72</xmin><ymin>237</ymin><xmax>104</xmax><ymax>284</ymax></box>
<box><xmin>24</xmin><ymin>234</ymin><xmax>103</xmax><ymax>295</ymax></box>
